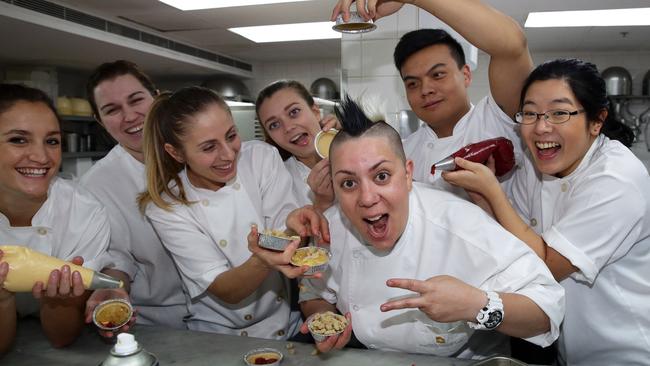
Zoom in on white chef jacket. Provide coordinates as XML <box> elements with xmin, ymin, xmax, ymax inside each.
<box><xmin>80</xmin><ymin>145</ymin><xmax>189</xmax><ymax>329</ymax></box>
<box><xmin>403</xmin><ymin>95</ymin><xmax>523</xmax><ymax>198</ymax></box>
<box><xmin>0</xmin><ymin>177</ymin><xmax>110</xmax><ymax>316</ymax></box>
<box><xmin>511</xmin><ymin>135</ymin><xmax>650</xmax><ymax>366</ymax></box>
<box><xmin>284</xmin><ymin>156</ymin><xmax>313</xmax><ymax>207</ymax></box>
<box><xmin>300</xmin><ymin>183</ymin><xmax>564</xmax><ymax>359</ymax></box>
<box><xmin>145</xmin><ymin>141</ymin><xmax>301</xmax><ymax>339</ymax></box>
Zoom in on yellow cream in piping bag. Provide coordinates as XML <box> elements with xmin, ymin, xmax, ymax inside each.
<box><xmin>0</xmin><ymin>245</ymin><xmax>123</xmax><ymax>292</ymax></box>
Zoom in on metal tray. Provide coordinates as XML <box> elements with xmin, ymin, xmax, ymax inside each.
<box><xmin>471</xmin><ymin>356</ymin><xmax>528</xmax><ymax>366</ymax></box>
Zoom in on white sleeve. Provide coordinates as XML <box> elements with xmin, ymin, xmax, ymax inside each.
<box><xmin>543</xmin><ymin>174</ymin><xmax>646</xmax><ymax>284</ymax></box>
<box><xmin>510</xmin><ymin>154</ymin><xmax>534</xmax><ymax>222</ymax></box>
<box><xmin>478</xmin><ymin>243</ymin><xmax>565</xmax><ymax>347</ymax></box>
<box><xmin>63</xmin><ymin>191</ymin><xmax>111</xmax><ymax>271</ymax></box>
<box><xmin>145</xmin><ymin>204</ymin><xmax>229</xmax><ymax>299</ymax></box>
<box><xmin>255</xmin><ymin>144</ymin><xmax>301</xmax><ymax>229</ymax></box>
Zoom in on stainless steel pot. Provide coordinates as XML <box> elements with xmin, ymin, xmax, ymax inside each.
<box><xmin>310</xmin><ymin>78</ymin><xmax>338</xmax><ymax>100</ymax></box>
<box><xmin>602</xmin><ymin>66</ymin><xmax>632</xmax><ymax>96</ymax></box>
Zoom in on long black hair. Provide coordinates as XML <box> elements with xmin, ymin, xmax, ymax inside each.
<box><xmin>520</xmin><ymin>58</ymin><xmax>635</xmax><ymax>147</ymax></box>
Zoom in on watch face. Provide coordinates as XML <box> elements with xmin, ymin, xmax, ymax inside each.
<box><xmin>485</xmin><ymin>310</ymin><xmax>503</xmax><ymax>329</ymax></box>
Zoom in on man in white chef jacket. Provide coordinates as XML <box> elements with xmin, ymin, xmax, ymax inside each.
<box><xmin>298</xmin><ymin>99</ymin><xmax>564</xmax><ymax>359</ymax></box>
<box><xmin>80</xmin><ymin>61</ymin><xmax>188</xmax><ymax>329</ymax></box>
<box><xmin>332</xmin><ymin>0</ymin><xmax>531</xmax><ymax>196</ymax></box>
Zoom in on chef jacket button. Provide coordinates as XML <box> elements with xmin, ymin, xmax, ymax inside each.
<box><xmin>201</xmin><ymin>199</ymin><xmax>209</xmax><ymax>206</ymax></box>
<box><xmin>233</xmin><ymin>182</ymin><xmax>241</xmax><ymax>190</ymax></box>
<box><xmin>427</xmin><ymin>142</ymin><xmax>434</xmax><ymax>149</ymax></box>
<box><xmin>240</xmin><ymin>331</ymin><xmax>248</xmax><ymax>337</ymax></box>
<box><xmin>219</xmin><ymin>239</ymin><xmax>228</xmax><ymax>247</ymax></box>
<box><xmin>352</xmin><ymin>305</ymin><xmax>359</xmax><ymax>311</ymax></box>
<box><xmin>530</xmin><ymin>218</ymin><xmax>537</xmax><ymax>227</ymax></box>
<box><xmin>277</xmin><ymin>330</ymin><xmax>285</xmax><ymax>337</ymax></box>
<box><xmin>276</xmin><ymin>296</ymin><xmax>283</xmax><ymax>302</ymax></box>
<box><xmin>352</xmin><ymin>252</ymin><xmax>359</xmax><ymax>259</ymax></box>
<box><xmin>561</xmin><ymin>183</ymin><xmax>569</xmax><ymax>192</ymax></box>
<box><xmin>37</xmin><ymin>228</ymin><xmax>47</xmax><ymax>235</ymax></box>
<box><xmin>368</xmin><ymin>344</ymin><xmax>376</xmax><ymax>349</ymax></box>
<box><xmin>244</xmin><ymin>314</ymin><xmax>253</xmax><ymax>321</ymax></box>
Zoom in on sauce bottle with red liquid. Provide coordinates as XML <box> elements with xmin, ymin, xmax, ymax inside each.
<box><xmin>430</xmin><ymin>137</ymin><xmax>515</xmax><ymax>177</ymax></box>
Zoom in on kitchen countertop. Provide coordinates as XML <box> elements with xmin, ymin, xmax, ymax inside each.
<box><xmin>4</xmin><ymin>319</ymin><xmax>474</xmax><ymax>366</ymax></box>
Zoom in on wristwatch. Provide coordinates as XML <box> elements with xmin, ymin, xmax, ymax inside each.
<box><xmin>468</xmin><ymin>291</ymin><xmax>504</xmax><ymax>330</ymax></box>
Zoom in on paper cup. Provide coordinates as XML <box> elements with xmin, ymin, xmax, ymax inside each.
<box><xmin>92</xmin><ymin>298</ymin><xmax>133</xmax><ymax>331</ymax></box>
<box><xmin>244</xmin><ymin>348</ymin><xmax>283</xmax><ymax>366</ymax></box>
<box><xmin>314</xmin><ymin>129</ymin><xmax>338</xmax><ymax>159</ymax></box>
<box><xmin>290</xmin><ymin>247</ymin><xmax>330</xmax><ymax>275</ymax></box>
<box><xmin>307</xmin><ymin>312</ymin><xmax>348</xmax><ymax>343</ymax></box>
<box><xmin>333</xmin><ymin>12</ymin><xmax>377</xmax><ymax>34</ymax></box>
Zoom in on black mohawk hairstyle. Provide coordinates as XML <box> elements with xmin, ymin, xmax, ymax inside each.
<box><xmin>335</xmin><ymin>96</ymin><xmax>374</xmax><ymax>137</ymax></box>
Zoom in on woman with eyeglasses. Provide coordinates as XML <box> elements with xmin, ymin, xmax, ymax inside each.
<box><xmin>443</xmin><ymin>58</ymin><xmax>649</xmax><ymax>365</ymax></box>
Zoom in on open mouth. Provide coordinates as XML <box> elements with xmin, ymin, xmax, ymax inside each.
<box><xmin>535</xmin><ymin>141</ymin><xmax>561</xmax><ymax>160</ymax></box>
<box><xmin>125</xmin><ymin>124</ymin><xmax>143</xmax><ymax>135</ymax></box>
<box><xmin>363</xmin><ymin>213</ymin><xmax>389</xmax><ymax>240</ymax></box>
<box><xmin>16</xmin><ymin>168</ymin><xmax>48</xmax><ymax>177</ymax></box>
<box><xmin>289</xmin><ymin>132</ymin><xmax>310</xmax><ymax>147</ymax></box>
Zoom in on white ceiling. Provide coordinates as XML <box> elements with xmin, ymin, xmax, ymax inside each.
<box><xmin>1</xmin><ymin>0</ymin><xmax>649</xmax><ymax>77</ymax></box>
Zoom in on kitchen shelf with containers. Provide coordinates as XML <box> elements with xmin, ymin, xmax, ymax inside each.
<box><xmin>57</xmin><ymin>97</ymin><xmax>116</xmax><ymax>177</ymax></box>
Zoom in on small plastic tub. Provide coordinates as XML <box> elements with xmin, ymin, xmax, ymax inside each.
<box><xmin>307</xmin><ymin>311</ymin><xmax>348</xmax><ymax>342</ymax></box>
<box><xmin>314</xmin><ymin>129</ymin><xmax>338</xmax><ymax>159</ymax></box>
<box><xmin>243</xmin><ymin>348</ymin><xmax>283</xmax><ymax>365</ymax></box>
<box><xmin>92</xmin><ymin>298</ymin><xmax>133</xmax><ymax>331</ymax></box>
<box><xmin>258</xmin><ymin>230</ymin><xmax>300</xmax><ymax>251</ymax></box>
<box><xmin>290</xmin><ymin>247</ymin><xmax>330</xmax><ymax>275</ymax></box>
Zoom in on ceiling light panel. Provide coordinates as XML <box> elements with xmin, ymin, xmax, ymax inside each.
<box><xmin>525</xmin><ymin>8</ymin><xmax>650</xmax><ymax>28</ymax></box>
<box><xmin>160</xmin><ymin>0</ymin><xmax>313</xmax><ymax>11</ymax></box>
<box><xmin>229</xmin><ymin>22</ymin><xmax>341</xmax><ymax>43</ymax></box>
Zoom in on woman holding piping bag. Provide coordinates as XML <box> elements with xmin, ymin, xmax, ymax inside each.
<box><xmin>0</xmin><ymin>83</ymin><xmax>113</xmax><ymax>353</ymax></box>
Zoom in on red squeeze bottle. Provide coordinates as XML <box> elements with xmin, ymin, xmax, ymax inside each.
<box><xmin>430</xmin><ymin>137</ymin><xmax>515</xmax><ymax>177</ymax></box>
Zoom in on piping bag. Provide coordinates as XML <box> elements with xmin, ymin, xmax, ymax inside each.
<box><xmin>431</xmin><ymin>137</ymin><xmax>515</xmax><ymax>177</ymax></box>
<box><xmin>0</xmin><ymin>245</ymin><xmax>123</xmax><ymax>292</ymax></box>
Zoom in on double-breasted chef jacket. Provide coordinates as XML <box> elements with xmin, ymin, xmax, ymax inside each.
<box><xmin>512</xmin><ymin>135</ymin><xmax>650</xmax><ymax>366</ymax></box>
<box><xmin>146</xmin><ymin>141</ymin><xmax>302</xmax><ymax>339</ymax></box>
<box><xmin>80</xmin><ymin>145</ymin><xmax>189</xmax><ymax>328</ymax></box>
<box><xmin>0</xmin><ymin>177</ymin><xmax>110</xmax><ymax>316</ymax></box>
<box><xmin>403</xmin><ymin>94</ymin><xmax>523</xmax><ymax>198</ymax></box>
<box><xmin>301</xmin><ymin>183</ymin><xmax>564</xmax><ymax>359</ymax></box>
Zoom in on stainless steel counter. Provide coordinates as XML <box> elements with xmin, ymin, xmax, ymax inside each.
<box><xmin>4</xmin><ymin>319</ymin><xmax>473</xmax><ymax>366</ymax></box>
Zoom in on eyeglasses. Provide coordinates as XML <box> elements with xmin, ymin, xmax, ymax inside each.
<box><xmin>514</xmin><ymin>109</ymin><xmax>585</xmax><ymax>125</ymax></box>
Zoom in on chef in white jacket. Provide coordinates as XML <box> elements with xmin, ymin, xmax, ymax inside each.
<box><xmin>255</xmin><ymin>80</ymin><xmax>337</xmax><ymax>211</ymax></box>
<box><xmin>81</xmin><ymin>60</ymin><xmax>188</xmax><ymax>328</ymax></box>
<box><xmin>139</xmin><ymin>86</ymin><xmax>314</xmax><ymax>339</ymax></box>
<box><xmin>442</xmin><ymin>59</ymin><xmax>650</xmax><ymax>365</ymax></box>
<box><xmin>0</xmin><ymin>84</ymin><xmax>110</xmax><ymax>352</ymax></box>
<box><xmin>298</xmin><ymin>99</ymin><xmax>564</xmax><ymax>359</ymax></box>
<box><xmin>332</xmin><ymin>0</ymin><xmax>529</xmax><ymax>197</ymax></box>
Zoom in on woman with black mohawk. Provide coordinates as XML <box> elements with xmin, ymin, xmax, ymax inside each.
<box><xmin>296</xmin><ymin>97</ymin><xmax>564</xmax><ymax>359</ymax></box>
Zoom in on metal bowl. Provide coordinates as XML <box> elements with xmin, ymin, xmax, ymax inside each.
<box><xmin>333</xmin><ymin>12</ymin><xmax>376</xmax><ymax>34</ymax></box>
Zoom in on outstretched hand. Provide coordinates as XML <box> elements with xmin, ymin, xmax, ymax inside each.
<box><xmin>300</xmin><ymin>312</ymin><xmax>353</xmax><ymax>353</ymax></box>
<box><xmin>248</xmin><ymin>225</ymin><xmax>321</xmax><ymax>279</ymax></box>
<box><xmin>380</xmin><ymin>275</ymin><xmax>486</xmax><ymax>323</ymax></box>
